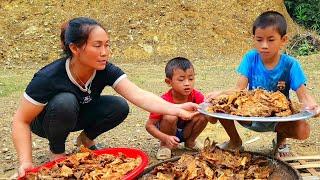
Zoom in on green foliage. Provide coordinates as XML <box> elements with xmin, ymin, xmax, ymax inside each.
<box><xmin>0</xmin><ymin>70</ymin><xmax>31</xmax><ymax>97</ymax></box>
<box><xmin>285</xmin><ymin>0</ymin><xmax>320</xmax><ymax>34</ymax></box>
<box><xmin>286</xmin><ymin>34</ymin><xmax>320</xmax><ymax>56</ymax></box>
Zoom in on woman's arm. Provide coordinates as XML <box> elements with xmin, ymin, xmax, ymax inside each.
<box><xmin>12</xmin><ymin>97</ymin><xmax>44</xmax><ymax>175</ymax></box>
<box><xmin>114</xmin><ymin>78</ymin><xmax>198</xmax><ymax>120</ymax></box>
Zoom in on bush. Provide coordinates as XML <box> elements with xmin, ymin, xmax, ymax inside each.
<box><xmin>286</xmin><ymin>34</ymin><xmax>320</xmax><ymax>56</ymax></box>
<box><xmin>285</xmin><ymin>0</ymin><xmax>320</xmax><ymax>34</ymax></box>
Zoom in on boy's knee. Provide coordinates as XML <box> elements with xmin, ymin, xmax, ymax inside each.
<box><xmin>208</xmin><ymin>117</ymin><xmax>217</xmax><ymax>124</ymax></box>
<box><xmin>162</xmin><ymin>115</ymin><xmax>179</xmax><ymax>124</ymax></box>
<box><xmin>295</xmin><ymin>122</ymin><xmax>310</xmax><ymax>140</ymax></box>
<box><xmin>193</xmin><ymin>115</ymin><xmax>208</xmax><ymax>123</ymax></box>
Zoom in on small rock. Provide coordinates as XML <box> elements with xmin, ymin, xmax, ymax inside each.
<box><xmin>23</xmin><ymin>26</ymin><xmax>38</xmax><ymax>35</ymax></box>
<box><xmin>139</xmin><ymin>44</ymin><xmax>153</xmax><ymax>54</ymax></box>
<box><xmin>153</xmin><ymin>36</ymin><xmax>159</xmax><ymax>42</ymax></box>
<box><xmin>2</xmin><ymin>148</ymin><xmax>8</xmax><ymax>153</ymax></box>
<box><xmin>5</xmin><ymin>155</ymin><xmax>12</xmax><ymax>160</ymax></box>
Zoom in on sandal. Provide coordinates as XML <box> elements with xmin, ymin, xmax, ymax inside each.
<box><xmin>88</xmin><ymin>143</ymin><xmax>104</xmax><ymax>150</ymax></box>
<box><xmin>156</xmin><ymin>146</ymin><xmax>171</xmax><ymax>160</ymax></box>
<box><xmin>272</xmin><ymin>138</ymin><xmax>292</xmax><ymax>159</ymax></box>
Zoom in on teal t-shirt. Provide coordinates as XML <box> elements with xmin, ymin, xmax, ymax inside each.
<box><xmin>237</xmin><ymin>49</ymin><xmax>307</xmax><ymax>98</ymax></box>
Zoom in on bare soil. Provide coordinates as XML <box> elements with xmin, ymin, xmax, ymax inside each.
<box><xmin>0</xmin><ymin>0</ymin><xmax>299</xmax><ymax>67</ymax></box>
<box><xmin>0</xmin><ymin>1</ymin><xmax>319</xmax><ymax>179</ymax></box>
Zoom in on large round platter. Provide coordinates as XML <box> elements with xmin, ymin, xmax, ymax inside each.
<box><xmin>198</xmin><ymin>102</ymin><xmax>315</xmax><ymax>122</ymax></box>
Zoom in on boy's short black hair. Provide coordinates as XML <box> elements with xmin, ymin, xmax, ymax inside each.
<box><xmin>253</xmin><ymin>11</ymin><xmax>287</xmax><ymax>37</ymax></box>
<box><xmin>165</xmin><ymin>57</ymin><xmax>193</xmax><ymax>79</ymax></box>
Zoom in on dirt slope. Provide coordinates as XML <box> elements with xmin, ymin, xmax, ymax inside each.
<box><xmin>0</xmin><ymin>0</ymin><xmax>298</xmax><ymax>66</ymax></box>
<box><xmin>1</xmin><ymin>1</ymin><xmax>320</xmax><ymax>178</ymax></box>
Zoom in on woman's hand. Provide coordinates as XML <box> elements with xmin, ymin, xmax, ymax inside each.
<box><xmin>163</xmin><ymin>135</ymin><xmax>180</xmax><ymax>149</ymax></box>
<box><xmin>177</xmin><ymin>102</ymin><xmax>199</xmax><ymax>111</ymax></box>
<box><xmin>12</xmin><ymin>162</ymin><xmax>33</xmax><ymax>179</ymax></box>
<box><xmin>177</xmin><ymin>109</ymin><xmax>199</xmax><ymax>121</ymax></box>
<box><xmin>176</xmin><ymin>102</ymin><xmax>199</xmax><ymax>120</ymax></box>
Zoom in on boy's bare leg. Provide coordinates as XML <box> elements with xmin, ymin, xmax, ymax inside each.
<box><xmin>275</xmin><ymin>120</ymin><xmax>310</xmax><ymax>157</ymax></box>
<box><xmin>159</xmin><ymin>115</ymin><xmax>178</xmax><ymax>146</ymax></box>
<box><xmin>183</xmin><ymin>114</ymin><xmax>208</xmax><ymax>148</ymax></box>
<box><xmin>218</xmin><ymin>119</ymin><xmax>243</xmax><ymax>150</ymax></box>
<box><xmin>208</xmin><ymin>116</ymin><xmax>218</xmax><ymax>124</ymax></box>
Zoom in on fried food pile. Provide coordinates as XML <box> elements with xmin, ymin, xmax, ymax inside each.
<box><xmin>207</xmin><ymin>89</ymin><xmax>300</xmax><ymax>117</ymax></box>
<box><xmin>25</xmin><ymin>147</ymin><xmax>141</xmax><ymax>180</ymax></box>
<box><xmin>142</xmin><ymin>140</ymin><xmax>273</xmax><ymax>180</ymax></box>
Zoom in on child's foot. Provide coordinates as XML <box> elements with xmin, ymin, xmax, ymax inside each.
<box><xmin>272</xmin><ymin>138</ymin><xmax>292</xmax><ymax>159</ymax></box>
<box><xmin>217</xmin><ymin>140</ymin><xmax>244</xmax><ymax>151</ymax></box>
<box><xmin>275</xmin><ymin>144</ymin><xmax>291</xmax><ymax>159</ymax></box>
<box><xmin>185</xmin><ymin>140</ymin><xmax>203</xmax><ymax>151</ymax></box>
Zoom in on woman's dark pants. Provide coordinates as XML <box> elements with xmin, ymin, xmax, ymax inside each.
<box><xmin>30</xmin><ymin>92</ymin><xmax>129</xmax><ymax>154</ymax></box>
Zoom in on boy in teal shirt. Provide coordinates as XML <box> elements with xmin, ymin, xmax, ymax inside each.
<box><xmin>207</xmin><ymin>11</ymin><xmax>319</xmax><ymax>158</ymax></box>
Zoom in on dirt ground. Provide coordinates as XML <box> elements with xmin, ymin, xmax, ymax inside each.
<box><xmin>0</xmin><ymin>0</ymin><xmax>319</xmax><ymax>179</ymax></box>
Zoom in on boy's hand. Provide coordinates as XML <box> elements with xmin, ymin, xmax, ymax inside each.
<box><xmin>305</xmin><ymin>104</ymin><xmax>320</xmax><ymax>117</ymax></box>
<box><xmin>163</xmin><ymin>135</ymin><xmax>180</xmax><ymax>149</ymax></box>
<box><xmin>205</xmin><ymin>91</ymin><xmax>222</xmax><ymax>102</ymax></box>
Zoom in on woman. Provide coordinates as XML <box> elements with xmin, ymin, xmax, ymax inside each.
<box><xmin>12</xmin><ymin>17</ymin><xmax>199</xmax><ymax>176</ymax></box>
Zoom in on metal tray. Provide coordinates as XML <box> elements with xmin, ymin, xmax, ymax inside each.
<box><xmin>198</xmin><ymin>102</ymin><xmax>315</xmax><ymax>122</ymax></box>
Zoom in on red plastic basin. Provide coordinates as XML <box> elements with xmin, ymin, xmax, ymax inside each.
<box><xmin>19</xmin><ymin>147</ymin><xmax>149</xmax><ymax>180</ymax></box>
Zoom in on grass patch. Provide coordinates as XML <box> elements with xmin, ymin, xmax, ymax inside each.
<box><xmin>1</xmin><ymin>54</ymin><xmax>318</xmax><ymax>102</ymax></box>
<box><xmin>0</xmin><ymin>68</ymin><xmax>35</xmax><ymax>97</ymax></box>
